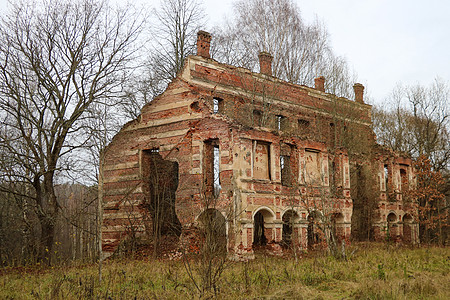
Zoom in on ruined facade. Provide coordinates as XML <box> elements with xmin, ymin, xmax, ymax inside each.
<box><xmin>100</xmin><ymin>31</ymin><xmax>418</xmax><ymax>256</ymax></box>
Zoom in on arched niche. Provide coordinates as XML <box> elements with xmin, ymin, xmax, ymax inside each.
<box><xmin>281</xmin><ymin>210</ymin><xmax>300</xmax><ymax>247</ymax></box>
<box><xmin>197</xmin><ymin>208</ymin><xmax>227</xmax><ymax>254</ymax></box>
<box><xmin>307</xmin><ymin>210</ymin><xmax>323</xmax><ymax>248</ymax></box>
<box><xmin>402</xmin><ymin>213</ymin><xmax>414</xmax><ymax>244</ymax></box>
<box><xmin>253</xmin><ymin>207</ymin><xmax>275</xmax><ymax>246</ymax></box>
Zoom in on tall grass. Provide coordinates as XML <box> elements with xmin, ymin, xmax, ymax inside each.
<box><xmin>0</xmin><ymin>243</ymin><xmax>448</xmax><ymax>299</ymax></box>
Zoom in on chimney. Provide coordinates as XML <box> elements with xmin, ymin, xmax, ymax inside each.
<box><xmin>197</xmin><ymin>31</ymin><xmax>211</xmax><ymax>58</ymax></box>
<box><xmin>353</xmin><ymin>83</ymin><xmax>364</xmax><ymax>103</ymax></box>
<box><xmin>314</xmin><ymin>76</ymin><xmax>325</xmax><ymax>92</ymax></box>
<box><xmin>258</xmin><ymin>51</ymin><xmax>273</xmax><ymax>76</ymax></box>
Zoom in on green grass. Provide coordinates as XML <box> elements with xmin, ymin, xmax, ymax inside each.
<box><xmin>1</xmin><ymin>243</ymin><xmax>449</xmax><ymax>299</ymax></box>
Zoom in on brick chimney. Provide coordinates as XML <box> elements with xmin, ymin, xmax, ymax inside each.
<box><xmin>314</xmin><ymin>76</ymin><xmax>325</xmax><ymax>92</ymax></box>
<box><xmin>353</xmin><ymin>83</ymin><xmax>364</xmax><ymax>103</ymax></box>
<box><xmin>258</xmin><ymin>51</ymin><xmax>273</xmax><ymax>76</ymax></box>
<box><xmin>197</xmin><ymin>31</ymin><xmax>211</xmax><ymax>58</ymax></box>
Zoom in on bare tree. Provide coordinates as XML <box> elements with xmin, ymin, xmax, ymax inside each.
<box><xmin>0</xmin><ymin>0</ymin><xmax>143</xmax><ymax>263</ymax></box>
<box><xmin>373</xmin><ymin>78</ymin><xmax>450</xmax><ymax>172</ymax></box>
<box><xmin>118</xmin><ymin>0</ymin><xmax>206</xmax><ymax>120</ymax></box>
<box><xmin>212</xmin><ymin>0</ymin><xmax>357</xmax><ymax>98</ymax></box>
<box><xmin>151</xmin><ymin>0</ymin><xmax>206</xmax><ymax>82</ymax></box>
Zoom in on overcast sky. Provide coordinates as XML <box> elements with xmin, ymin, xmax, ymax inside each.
<box><xmin>204</xmin><ymin>0</ymin><xmax>450</xmax><ymax>105</ymax></box>
<box><xmin>1</xmin><ymin>0</ymin><xmax>448</xmax><ymax>106</ymax></box>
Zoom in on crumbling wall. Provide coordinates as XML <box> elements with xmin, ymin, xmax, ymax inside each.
<box><xmin>101</xmin><ymin>46</ymin><xmax>416</xmax><ymax>255</ymax></box>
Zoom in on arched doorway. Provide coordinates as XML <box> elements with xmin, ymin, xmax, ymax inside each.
<box><xmin>402</xmin><ymin>214</ymin><xmax>413</xmax><ymax>244</ymax></box>
<box><xmin>253</xmin><ymin>208</ymin><xmax>275</xmax><ymax>246</ymax></box>
<box><xmin>198</xmin><ymin>209</ymin><xmax>227</xmax><ymax>254</ymax></box>
<box><xmin>307</xmin><ymin>211</ymin><xmax>322</xmax><ymax>248</ymax></box>
<box><xmin>387</xmin><ymin>212</ymin><xmax>397</xmax><ymax>241</ymax></box>
<box><xmin>282</xmin><ymin>210</ymin><xmax>300</xmax><ymax>247</ymax></box>
<box><xmin>331</xmin><ymin>213</ymin><xmax>345</xmax><ymax>242</ymax></box>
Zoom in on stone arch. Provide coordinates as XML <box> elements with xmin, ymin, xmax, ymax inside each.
<box><xmin>387</xmin><ymin>212</ymin><xmax>397</xmax><ymax>222</ymax></box>
<box><xmin>402</xmin><ymin>213</ymin><xmax>414</xmax><ymax>244</ymax></box>
<box><xmin>281</xmin><ymin>210</ymin><xmax>300</xmax><ymax>247</ymax></box>
<box><xmin>307</xmin><ymin>210</ymin><xmax>323</xmax><ymax>248</ymax></box>
<box><xmin>197</xmin><ymin>208</ymin><xmax>227</xmax><ymax>254</ymax></box>
<box><xmin>253</xmin><ymin>207</ymin><xmax>275</xmax><ymax>246</ymax></box>
<box><xmin>387</xmin><ymin>212</ymin><xmax>397</xmax><ymax>241</ymax></box>
<box><xmin>331</xmin><ymin>212</ymin><xmax>345</xmax><ymax>242</ymax></box>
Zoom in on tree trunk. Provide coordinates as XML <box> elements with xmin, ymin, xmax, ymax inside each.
<box><xmin>40</xmin><ymin>218</ymin><xmax>55</xmax><ymax>265</ymax></box>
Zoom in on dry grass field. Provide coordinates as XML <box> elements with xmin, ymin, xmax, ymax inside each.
<box><xmin>1</xmin><ymin>243</ymin><xmax>449</xmax><ymax>299</ymax></box>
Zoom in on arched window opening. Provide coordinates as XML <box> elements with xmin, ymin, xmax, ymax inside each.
<box><xmin>282</xmin><ymin>210</ymin><xmax>299</xmax><ymax>247</ymax></box>
<box><xmin>307</xmin><ymin>211</ymin><xmax>322</xmax><ymax>248</ymax></box>
<box><xmin>253</xmin><ymin>211</ymin><xmax>266</xmax><ymax>246</ymax></box>
<box><xmin>331</xmin><ymin>212</ymin><xmax>345</xmax><ymax>242</ymax></box>
<box><xmin>198</xmin><ymin>209</ymin><xmax>227</xmax><ymax>254</ymax></box>
<box><xmin>253</xmin><ymin>208</ymin><xmax>274</xmax><ymax>246</ymax></box>
<box><xmin>402</xmin><ymin>214</ymin><xmax>414</xmax><ymax>244</ymax></box>
<box><xmin>387</xmin><ymin>212</ymin><xmax>397</xmax><ymax>241</ymax></box>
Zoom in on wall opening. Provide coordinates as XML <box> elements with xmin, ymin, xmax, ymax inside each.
<box><xmin>331</xmin><ymin>212</ymin><xmax>345</xmax><ymax>242</ymax></box>
<box><xmin>142</xmin><ymin>150</ymin><xmax>182</xmax><ymax>239</ymax></box>
<box><xmin>307</xmin><ymin>211</ymin><xmax>322</xmax><ymax>248</ymax></box>
<box><xmin>298</xmin><ymin>119</ymin><xmax>310</xmax><ymax>138</ymax></box>
<box><xmin>253</xmin><ymin>209</ymin><xmax>274</xmax><ymax>246</ymax></box>
<box><xmin>198</xmin><ymin>209</ymin><xmax>227</xmax><ymax>254</ymax></box>
<box><xmin>276</xmin><ymin>115</ymin><xmax>287</xmax><ymax>131</ymax></box>
<box><xmin>330</xmin><ymin>161</ymin><xmax>336</xmax><ymax>192</ymax></box>
<box><xmin>253</xmin><ymin>109</ymin><xmax>263</xmax><ymax>127</ymax></box>
<box><xmin>213</xmin><ymin>97</ymin><xmax>223</xmax><ymax>114</ymax></box>
<box><xmin>329</xmin><ymin>122</ymin><xmax>335</xmax><ymax>148</ymax></box>
<box><xmin>253</xmin><ymin>211</ymin><xmax>266</xmax><ymax>246</ymax></box>
<box><xmin>280</xmin><ymin>155</ymin><xmax>290</xmax><ymax>186</ymax></box>
<box><xmin>384</xmin><ymin>164</ymin><xmax>389</xmax><ymax>191</ymax></box>
<box><xmin>282</xmin><ymin>210</ymin><xmax>299</xmax><ymax>247</ymax></box>
<box><xmin>387</xmin><ymin>212</ymin><xmax>397</xmax><ymax>241</ymax></box>
<box><xmin>400</xmin><ymin>167</ymin><xmax>408</xmax><ymax>192</ymax></box>
<box><xmin>204</xmin><ymin>139</ymin><xmax>221</xmax><ymax>199</ymax></box>
<box><xmin>280</xmin><ymin>143</ymin><xmax>295</xmax><ymax>186</ymax></box>
<box><xmin>402</xmin><ymin>213</ymin><xmax>413</xmax><ymax>244</ymax></box>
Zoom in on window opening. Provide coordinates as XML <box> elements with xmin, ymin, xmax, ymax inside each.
<box><xmin>253</xmin><ymin>211</ymin><xmax>267</xmax><ymax>246</ymax></box>
<box><xmin>213</xmin><ymin>97</ymin><xmax>223</xmax><ymax>114</ymax></box>
<box><xmin>330</xmin><ymin>161</ymin><xmax>336</xmax><ymax>191</ymax></box>
<box><xmin>280</xmin><ymin>155</ymin><xmax>290</xmax><ymax>186</ymax></box>
<box><xmin>204</xmin><ymin>139</ymin><xmax>220</xmax><ymax>199</ymax></box>
<box><xmin>387</xmin><ymin>212</ymin><xmax>397</xmax><ymax>241</ymax></box>
<box><xmin>282</xmin><ymin>210</ymin><xmax>298</xmax><ymax>247</ymax></box>
<box><xmin>213</xmin><ymin>145</ymin><xmax>221</xmax><ymax>197</ymax></box>
<box><xmin>384</xmin><ymin>164</ymin><xmax>389</xmax><ymax>191</ymax></box>
<box><xmin>402</xmin><ymin>214</ymin><xmax>413</xmax><ymax>244</ymax></box>
<box><xmin>298</xmin><ymin>119</ymin><xmax>310</xmax><ymax>128</ymax></box>
<box><xmin>400</xmin><ymin>168</ymin><xmax>408</xmax><ymax>192</ymax></box>
<box><xmin>298</xmin><ymin>119</ymin><xmax>310</xmax><ymax>138</ymax></box>
<box><xmin>307</xmin><ymin>211</ymin><xmax>321</xmax><ymax>249</ymax></box>
<box><xmin>331</xmin><ymin>213</ymin><xmax>345</xmax><ymax>242</ymax></box>
<box><xmin>276</xmin><ymin>115</ymin><xmax>287</xmax><ymax>131</ymax></box>
<box><xmin>142</xmin><ymin>150</ymin><xmax>182</xmax><ymax>239</ymax></box>
<box><xmin>253</xmin><ymin>109</ymin><xmax>262</xmax><ymax>126</ymax></box>
<box><xmin>329</xmin><ymin>122</ymin><xmax>335</xmax><ymax>148</ymax></box>
<box><xmin>198</xmin><ymin>209</ymin><xmax>227</xmax><ymax>254</ymax></box>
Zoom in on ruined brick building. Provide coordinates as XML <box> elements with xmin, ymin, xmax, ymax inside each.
<box><xmin>100</xmin><ymin>31</ymin><xmax>419</xmax><ymax>257</ymax></box>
